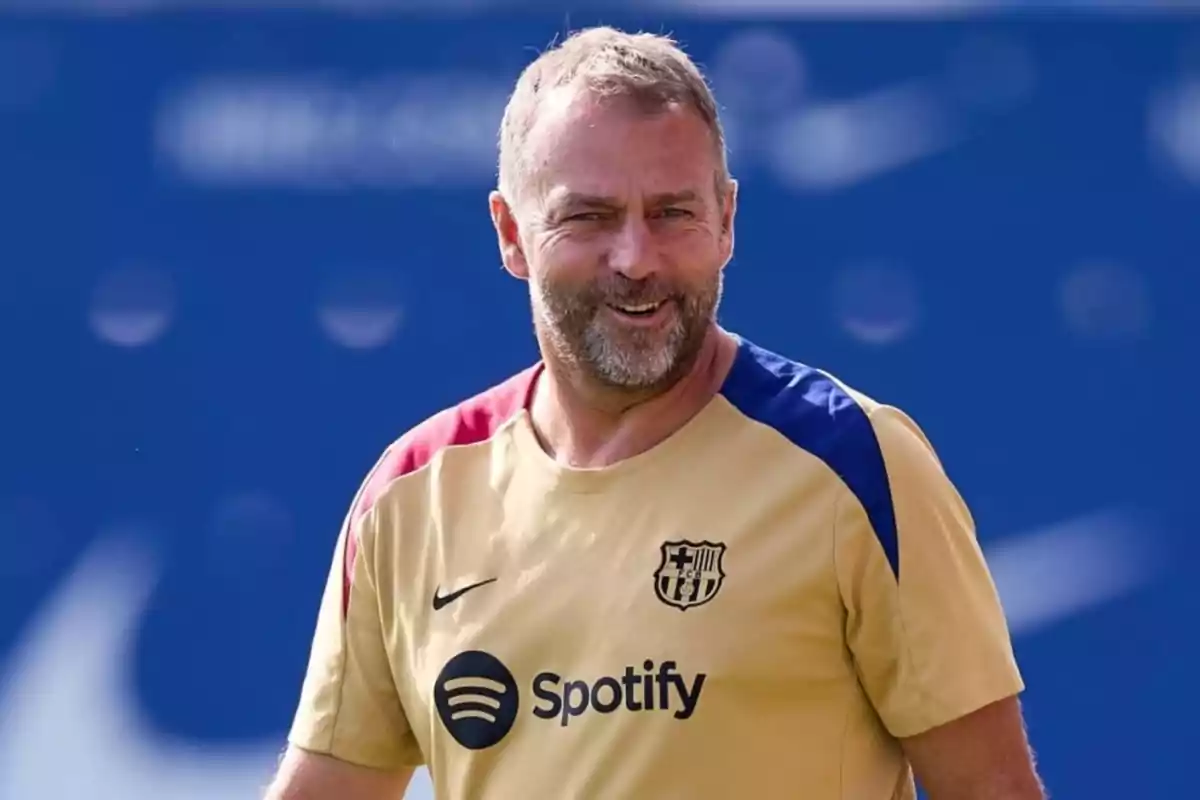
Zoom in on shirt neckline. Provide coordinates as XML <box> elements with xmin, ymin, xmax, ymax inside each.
<box><xmin>507</xmin><ymin>336</ymin><xmax>747</xmax><ymax>494</ymax></box>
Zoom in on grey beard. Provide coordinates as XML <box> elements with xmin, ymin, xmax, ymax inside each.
<box><xmin>533</xmin><ymin>273</ymin><xmax>722</xmax><ymax>392</ymax></box>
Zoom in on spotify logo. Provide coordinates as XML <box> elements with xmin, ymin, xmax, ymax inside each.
<box><xmin>433</xmin><ymin>650</ymin><xmax>520</xmax><ymax>750</ymax></box>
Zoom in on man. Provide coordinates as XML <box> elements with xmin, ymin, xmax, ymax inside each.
<box><xmin>267</xmin><ymin>26</ymin><xmax>1045</xmax><ymax>800</ymax></box>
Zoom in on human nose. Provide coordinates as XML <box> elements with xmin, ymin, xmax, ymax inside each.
<box><xmin>606</xmin><ymin>217</ymin><xmax>657</xmax><ymax>280</ymax></box>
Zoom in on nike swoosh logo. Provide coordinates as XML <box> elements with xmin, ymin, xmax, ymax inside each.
<box><xmin>0</xmin><ymin>532</ymin><xmax>438</xmax><ymax>800</ymax></box>
<box><xmin>773</xmin><ymin>80</ymin><xmax>964</xmax><ymax>191</ymax></box>
<box><xmin>432</xmin><ymin>578</ymin><xmax>497</xmax><ymax>610</ymax></box>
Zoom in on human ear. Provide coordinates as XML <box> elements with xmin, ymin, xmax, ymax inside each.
<box><xmin>489</xmin><ymin>190</ymin><xmax>530</xmax><ymax>280</ymax></box>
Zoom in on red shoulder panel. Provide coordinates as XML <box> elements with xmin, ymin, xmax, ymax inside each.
<box><xmin>341</xmin><ymin>365</ymin><xmax>539</xmax><ymax>616</ymax></box>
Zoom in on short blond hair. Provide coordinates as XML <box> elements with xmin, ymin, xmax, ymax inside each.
<box><xmin>497</xmin><ymin>26</ymin><xmax>729</xmax><ymax>205</ymax></box>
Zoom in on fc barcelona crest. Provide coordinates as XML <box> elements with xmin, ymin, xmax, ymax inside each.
<box><xmin>654</xmin><ymin>540</ymin><xmax>727</xmax><ymax>611</ymax></box>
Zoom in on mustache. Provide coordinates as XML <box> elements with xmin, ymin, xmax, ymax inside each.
<box><xmin>586</xmin><ymin>278</ymin><xmax>679</xmax><ymax>306</ymax></box>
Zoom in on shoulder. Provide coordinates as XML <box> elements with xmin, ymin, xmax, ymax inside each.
<box><xmin>351</xmin><ymin>365</ymin><xmax>539</xmax><ymax>522</ymax></box>
<box><xmin>720</xmin><ymin>337</ymin><xmax>906</xmax><ymax>571</ymax></box>
<box><xmin>720</xmin><ymin>337</ymin><xmax>889</xmax><ymax>469</ymax></box>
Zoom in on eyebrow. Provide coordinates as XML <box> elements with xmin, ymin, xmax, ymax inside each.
<box><xmin>555</xmin><ymin>189</ymin><xmax>702</xmax><ymax>208</ymax></box>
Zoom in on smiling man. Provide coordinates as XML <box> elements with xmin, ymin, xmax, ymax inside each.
<box><xmin>267</xmin><ymin>26</ymin><xmax>1045</xmax><ymax>800</ymax></box>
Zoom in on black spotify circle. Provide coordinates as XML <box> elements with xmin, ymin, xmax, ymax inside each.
<box><xmin>434</xmin><ymin>650</ymin><xmax>520</xmax><ymax>750</ymax></box>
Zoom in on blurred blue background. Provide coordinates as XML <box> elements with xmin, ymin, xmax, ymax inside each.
<box><xmin>0</xmin><ymin>2</ymin><xmax>1197</xmax><ymax>798</ymax></box>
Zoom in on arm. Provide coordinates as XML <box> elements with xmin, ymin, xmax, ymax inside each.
<box><xmin>902</xmin><ymin>696</ymin><xmax>1044</xmax><ymax>800</ymax></box>
<box><xmin>268</xmin><ymin>462</ymin><xmax>423</xmax><ymax>799</ymax></box>
<box><xmin>836</xmin><ymin>404</ymin><xmax>1045</xmax><ymax>799</ymax></box>
<box><xmin>265</xmin><ymin>747</ymin><xmax>413</xmax><ymax>800</ymax></box>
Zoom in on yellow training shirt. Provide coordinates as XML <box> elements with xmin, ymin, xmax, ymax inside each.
<box><xmin>289</xmin><ymin>336</ymin><xmax>1024</xmax><ymax>799</ymax></box>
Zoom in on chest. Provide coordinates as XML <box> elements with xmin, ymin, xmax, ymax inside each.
<box><xmin>396</xmin><ymin>467</ymin><xmax>850</xmax><ymax>716</ymax></box>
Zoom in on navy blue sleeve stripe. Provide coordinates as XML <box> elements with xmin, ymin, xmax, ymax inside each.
<box><xmin>719</xmin><ymin>338</ymin><xmax>900</xmax><ymax>579</ymax></box>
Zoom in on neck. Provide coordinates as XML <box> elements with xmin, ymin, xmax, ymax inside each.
<box><xmin>530</xmin><ymin>325</ymin><xmax>738</xmax><ymax>469</ymax></box>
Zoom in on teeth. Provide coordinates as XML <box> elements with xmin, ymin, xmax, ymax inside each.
<box><xmin>616</xmin><ymin>302</ymin><xmax>661</xmax><ymax>313</ymax></box>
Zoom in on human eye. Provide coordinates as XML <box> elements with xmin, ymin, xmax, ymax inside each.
<box><xmin>652</xmin><ymin>207</ymin><xmax>694</xmax><ymax>220</ymax></box>
<box><xmin>565</xmin><ymin>211</ymin><xmax>608</xmax><ymax>222</ymax></box>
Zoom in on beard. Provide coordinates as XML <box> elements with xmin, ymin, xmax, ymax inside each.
<box><xmin>532</xmin><ymin>269</ymin><xmax>723</xmax><ymax>393</ymax></box>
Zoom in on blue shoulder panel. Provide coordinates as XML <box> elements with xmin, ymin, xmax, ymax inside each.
<box><xmin>719</xmin><ymin>338</ymin><xmax>900</xmax><ymax>579</ymax></box>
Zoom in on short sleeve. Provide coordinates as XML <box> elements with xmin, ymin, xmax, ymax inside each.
<box><xmin>288</xmin><ymin>495</ymin><xmax>422</xmax><ymax>769</ymax></box>
<box><xmin>835</xmin><ymin>404</ymin><xmax>1024</xmax><ymax>738</ymax></box>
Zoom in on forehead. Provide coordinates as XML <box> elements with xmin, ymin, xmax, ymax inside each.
<box><xmin>524</xmin><ymin>86</ymin><xmax>719</xmax><ymax>204</ymax></box>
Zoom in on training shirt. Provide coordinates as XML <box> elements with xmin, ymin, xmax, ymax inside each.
<box><xmin>288</xmin><ymin>336</ymin><xmax>1024</xmax><ymax>800</ymax></box>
